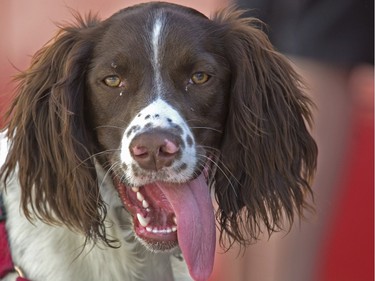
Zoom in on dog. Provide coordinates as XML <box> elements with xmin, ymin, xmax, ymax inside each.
<box><xmin>0</xmin><ymin>2</ymin><xmax>317</xmax><ymax>281</ymax></box>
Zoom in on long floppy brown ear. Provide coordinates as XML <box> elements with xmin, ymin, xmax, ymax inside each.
<box><xmin>213</xmin><ymin>9</ymin><xmax>318</xmax><ymax>246</ymax></box>
<box><xmin>1</xmin><ymin>14</ymin><xmax>110</xmax><ymax>244</ymax></box>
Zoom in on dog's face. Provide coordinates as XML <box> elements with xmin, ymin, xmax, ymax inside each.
<box><xmin>1</xmin><ymin>3</ymin><xmax>317</xmax><ymax>281</ymax></box>
<box><xmin>87</xmin><ymin>5</ymin><xmax>229</xmax><ymax>185</ymax></box>
<box><xmin>86</xmin><ymin>6</ymin><xmax>230</xmax><ymax>277</ymax></box>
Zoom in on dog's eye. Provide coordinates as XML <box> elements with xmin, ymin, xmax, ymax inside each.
<box><xmin>190</xmin><ymin>72</ymin><xmax>210</xmax><ymax>85</ymax></box>
<box><xmin>103</xmin><ymin>75</ymin><xmax>122</xmax><ymax>87</ymax></box>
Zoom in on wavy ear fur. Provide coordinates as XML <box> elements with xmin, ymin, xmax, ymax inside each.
<box><xmin>1</xmin><ymin>13</ymin><xmax>111</xmax><ymax>244</ymax></box>
<box><xmin>213</xmin><ymin>9</ymin><xmax>318</xmax><ymax>246</ymax></box>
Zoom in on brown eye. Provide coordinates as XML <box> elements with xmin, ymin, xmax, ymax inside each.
<box><xmin>103</xmin><ymin>75</ymin><xmax>122</xmax><ymax>87</ymax></box>
<box><xmin>190</xmin><ymin>72</ymin><xmax>210</xmax><ymax>85</ymax></box>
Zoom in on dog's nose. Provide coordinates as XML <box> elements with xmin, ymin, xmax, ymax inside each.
<box><xmin>129</xmin><ymin>129</ymin><xmax>181</xmax><ymax>171</ymax></box>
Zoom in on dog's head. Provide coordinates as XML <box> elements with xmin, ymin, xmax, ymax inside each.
<box><xmin>1</xmin><ymin>2</ymin><xmax>317</xmax><ymax>280</ymax></box>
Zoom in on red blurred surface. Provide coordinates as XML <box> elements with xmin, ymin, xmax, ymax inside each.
<box><xmin>318</xmin><ymin>79</ymin><xmax>374</xmax><ymax>281</ymax></box>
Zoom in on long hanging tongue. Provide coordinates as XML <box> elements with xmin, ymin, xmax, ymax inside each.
<box><xmin>156</xmin><ymin>173</ymin><xmax>215</xmax><ymax>281</ymax></box>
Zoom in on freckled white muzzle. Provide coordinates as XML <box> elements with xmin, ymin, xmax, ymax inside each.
<box><xmin>120</xmin><ymin>98</ymin><xmax>197</xmax><ymax>186</ymax></box>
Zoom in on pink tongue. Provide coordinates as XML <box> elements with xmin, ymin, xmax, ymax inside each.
<box><xmin>156</xmin><ymin>173</ymin><xmax>215</xmax><ymax>281</ymax></box>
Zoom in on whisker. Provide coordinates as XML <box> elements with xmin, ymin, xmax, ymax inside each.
<box><xmin>74</xmin><ymin>149</ymin><xmax>121</xmax><ymax>170</ymax></box>
<box><xmin>99</xmin><ymin>162</ymin><xmax>121</xmax><ymax>190</ymax></box>
<box><xmin>189</xmin><ymin>126</ymin><xmax>222</xmax><ymax>133</ymax></box>
<box><xmin>195</xmin><ymin>144</ymin><xmax>221</xmax><ymax>154</ymax></box>
<box><xmin>199</xmin><ymin>154</ymin><xmax>239</xmax><ymax>198</ymax></box>
<box><xmin>94</xmin><ymin>125</ymin><xmax>125</xmax><ymax>131</ymax></box>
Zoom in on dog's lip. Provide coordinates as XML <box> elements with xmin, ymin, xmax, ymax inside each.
<box><xmin>133</xmin><ymin>218</ymin><xmax>178</xmax><ymax>251</ymax></box>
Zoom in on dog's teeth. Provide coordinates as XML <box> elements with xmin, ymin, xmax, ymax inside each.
<box><xmin>137</xmin><ymin>213</ymin><xmax>150</xmax><ymax>227</ymax></box>
<box><xmin>173</xmin><ymin>216</ymin><xmax>177</xmax><ymax>225</ymax></box>
<box><xmin>136</xmin><ymin>192</ymin><xmax>144</xmax><ymax>201</ymax></box>
<box><xmin>142</xmin><ymin>200</ymin><xmax>149</xmax><ymax>208</ymax></box>
<box><xmin>145</xmin><ymin>226</ymin><xmax>176</xmax><ymax>234</ymax></box>
<box><xmin>132</xmin><ymin>187</ymin><xmax>139</xmax><ymax>192</ymax></box>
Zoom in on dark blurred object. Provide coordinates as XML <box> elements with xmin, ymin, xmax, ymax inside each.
<box><xmin>237</xmin><ymin>0</ymin><xmax>374</xmax><ymax>66</ymax></box>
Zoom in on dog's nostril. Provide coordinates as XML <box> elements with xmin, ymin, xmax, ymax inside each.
<box><xmin>132</xmin><ymin>146</ymin><xmax>149</xmax><ymax>157</ymax></box>
<box><xmin>161</xmin><ymin>139</ymin><xmax>179</xmax><ymax>155</ymax></box>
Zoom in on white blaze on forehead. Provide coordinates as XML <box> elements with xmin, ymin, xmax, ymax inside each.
<box><xmin>151</xmin><ymin>13</ymin><xmax>165</xmax><ymax>97</ymax></box>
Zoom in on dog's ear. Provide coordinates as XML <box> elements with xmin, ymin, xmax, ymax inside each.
<box><xmin>1</xmin><ymin>13</ymin><xmax>111</xmax><ymax>244</ymax></box>
<box><xmin>212</xmin><ymin>9</ymin><xmax>318</xmax><ymax>246</ymax></box>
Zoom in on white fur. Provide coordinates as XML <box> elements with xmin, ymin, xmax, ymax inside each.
<box><xmin>0</xmin><ymin>134</ymin><xmax>191</xmax><ymax>281</ymax></box>
<box><xmin>151</xmin><ymin>13</ymin><xmax>164</xmax><ymax>96</ymax></box>
<box><xmin>120</xmin><ymin>98</ymin><xmax>197</xmax><ymax>187</ymax></box>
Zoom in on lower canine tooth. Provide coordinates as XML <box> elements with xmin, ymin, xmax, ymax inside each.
<box><xmin>136</xmin><ymin>213</ymin><xmax>150</xmax><ymax>227</ymax></box>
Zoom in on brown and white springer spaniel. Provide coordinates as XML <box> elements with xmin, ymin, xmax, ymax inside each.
<box><xmin>0</xmin><ymin>2</ymin><xmax>317</xmax><ymax>281</ymax></box>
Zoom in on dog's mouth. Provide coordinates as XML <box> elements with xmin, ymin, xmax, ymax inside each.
<box><xmin>114</xmin><ymin>170</ymin><xmax>215</xmax><ymax>281</ymax></box>
<box><xmin>116</xmin><ymin>181</ymin><xmax>179</xmax><ymax>249</ymax></box>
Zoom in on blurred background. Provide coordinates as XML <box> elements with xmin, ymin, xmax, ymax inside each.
<box><xmin>0</xmin><ymin>1</ymin><xmax>373</xmax><ymax>281</ymax></box>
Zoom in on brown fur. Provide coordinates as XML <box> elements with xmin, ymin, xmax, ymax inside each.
<box><xmin>0</xmin><ymin>13</ymin><xmax>112</xmax><ymax>245</ymax></box>
<box><xmin>213</xmin><ymin>8</ymin><xmax>317</xmax><ymax>247</ymax></box>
